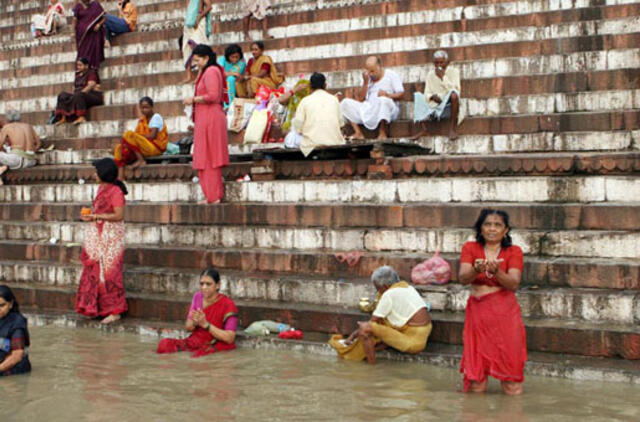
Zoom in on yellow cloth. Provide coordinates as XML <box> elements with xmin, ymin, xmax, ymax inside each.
<box><xmin>292</xmin><ymin>89</ymin><xmax>345</xmax><ymax>157</ymax></box>
<box><xmin>329</xmin><ymin>322</ymin><xmax>432</xmax><ymax>361</ymax></box>
<box><xmin>247</xmin><ymin>54</ymin><xmax>283</xmax><ymax>93</ymax></box>
<box><xmin>114</xmin><ymin>116</ymin><xmax>168</xmax><ymax>163</ymax></box>
<box><xmin>122</xmin><ymin>3</ymin><xmax>138</xmax><ymax>31</ymax></box>
<box><xmin>423</xmin><ymin>66</ymin><xmax>464</xmax><ymax>125</ymax></box>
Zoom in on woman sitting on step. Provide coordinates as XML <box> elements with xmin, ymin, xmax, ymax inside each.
<box><xmin>0</xmin><ymin>285</ymin><xmax>32</xmax><ymax>377</ymax></box>
<box><xmin>458</xmin><ymin>208</ymin><xmax>526</xmax><ymax>395</ymax></box>
<box><xmin>157</xmin><ymin>268</ymin><xmax>239</xmax><ymax>357</ymax></box>
<box><xmin>53</xmin><ymin>57</ymin><xmax>104</xmax><ymax>125</ymax></box>
<box><xmin>31</xmin><ymin>0</ymin><xmax>67</xmax><ymax>37</ymax></box>
<box><xmin>113</xmin><ymin>96</ymin><xmax>169</xmax><ymax>180</ymax></box>
<box><xmin>244</xmin><ymin>41</ymin><xmax>283</xmax><ymax>97</ymax></box>
<box><xmin>76</xmin><ymin>158</ymin><xmax>129</xmax><ymax>325</ymax></box>
<box><xmin>217</xmin><ymin>43</ymin><xmax>247</xmax><ymax>107</ymax></box>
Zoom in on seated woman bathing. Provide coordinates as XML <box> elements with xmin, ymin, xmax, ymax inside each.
<box><xmin>458</xmin><ymin>209</ymin><xmax>526</xmax><ymax>395</ymax></box>
<box><xmin>217</xmin><ymin>43</ymin><xmax>247</xmax><ymax>107</ymax></box>
<box><xmin>0</xmin><ymin>285</ymin><xmax>32</xmax><ymax>377</ymax></box>
<box><xmin>329</xmin><ymin>266</ymin><xmax>432</xmax><ymax>364</ymax></box>
<box><xmin>54</xmin><ymin>57</ymin><xmax>104</xmax><ymax>125</ymax></box>
<box><xmin>244</xmin><ymin>41</ymin><xmax>283</xmax><ymax>97</ymax></box>
<box><xmin>157</xmin><ymin>268</ymin><xmax>239</xmax><ymax>357</ymax></box>
<box><xmin>113</xmin><ymin>96</ymin><xmax>168</xmax><ymax>180</ymax></box>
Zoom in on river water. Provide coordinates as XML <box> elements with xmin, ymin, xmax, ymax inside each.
<box><xmin>0</xmin><ymin>326</ymin><xmax>637</xmax><ymax>421</ymax></box>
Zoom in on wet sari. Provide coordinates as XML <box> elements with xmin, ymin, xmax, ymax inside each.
<box><xmin>0</xmin><ymin>312</ymin><xmax>31</xmax><ymax>377</ymax></box>
<box><xmin>114</xmin><ymin>114</ymin><xmax>169</xmax><ymax>167</ymax></box>
<box><xmin>157</xmin><ymin>294</ymin><xmax>238</xmax><ymax>357</ymax></box>
<box><xmin>75</xmin><ymin>183</ymin><xmax>128</xmax><ymax>318</ymax></box>
<box><xmin>55</xmin><ymin>69</ymin><xmax>104</xmax><ymax>120</ymax></box>
<box><xmin>73</xmin><ymin>0</ymin><xmax>105</xmax><ymax>69</ymax></box>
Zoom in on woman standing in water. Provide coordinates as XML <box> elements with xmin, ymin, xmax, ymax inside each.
<box><xmin>157</xmin><ymin>268</ymin><xmax>239</xmax><ymax>357</ymax></box>
<box><xmin>0</xmin><ymin>285</ymin><xmax>31</xmax><ymax>377</ymax></box>
<box><xmin>183</xmin><ymin>44</ymin><xmax>229</xmax><ymax>204</ymax></box>
<box><xmin>458</xmin><ymin>209</ymin><xmax>526</xmax><ymax>395</ymax></box>
<box><xmin>76</xmin><ymin>158</ymin><xmax>128</xmax><ymax>324</ymax></box>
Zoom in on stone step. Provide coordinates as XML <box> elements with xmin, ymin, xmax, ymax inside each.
<box><xmin>7</xmin><ymin>151</ymin><xmax>640</xmax><ymax>191</ymax></box>
<box><xmin>1</xmin><ymin>240</ymin><xmax>638</xmax><ymax>290</ymax></box>
<box><xmin>2</xmin><ymin>175</ymin><xmax>640</xmax><ymax>203</ymax></box>
<box><xmin>3</xmin><ymin>201</ymin><xmax>640</xmax><ymax>231</ymax></box>
<box><xmin>7</xmin><ymin>284</ymin><xmax>640</xmax><ymax>359</ymax></box>
<box><xmin>20</xmin><ymin>310</ymin><xmax>640</xmax><ymax>384</ymax></box>
<box><xmin>4</xmin><ymin>218</ymin><xmax>640</xmax><ymax>258</ymax></box>
<box><xmin>2</xmin><ymin>260</ymin><xmax>640</xmax><ymax>323</ymax></box>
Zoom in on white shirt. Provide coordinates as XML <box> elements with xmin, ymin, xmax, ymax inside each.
<box><xmin>292</xmin><ymin>89</ymin><xmax>345</xmax><ymax>156</ymax></box>
<box><xmin>366</xmin><ymin>69</ymin><xmax>404</xmax><ymax>102</ymax></box>
<box><xmin>372</xmin><ymin>285</ymin><xmax>427</xmax><ymax>328</ymax></box>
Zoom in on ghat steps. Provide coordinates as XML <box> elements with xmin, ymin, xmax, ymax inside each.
<box><xmin>2</xmin><ymin>0</ymin><xmax>640</xmax><ymax>376</ymax></box>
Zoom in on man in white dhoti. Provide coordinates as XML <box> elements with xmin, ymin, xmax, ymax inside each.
<box><xmin>341</xmin><ymin>56</ymin><xmax>405</xmax><ymax>140</ymax></box>
<box><xmin>413</xmin><ymin>50</ymin><xmax>463</xmax><ymax>140</ymax></box>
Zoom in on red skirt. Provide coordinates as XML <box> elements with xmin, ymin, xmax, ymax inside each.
<box><xmin>460</xmin><ymin>289</ymin><xmax>527</xmax><ymax>391</ymax></box>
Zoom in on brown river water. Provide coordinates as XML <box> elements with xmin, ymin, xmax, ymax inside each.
<box><xmin>0</xmin><ymin>326</ymin><xmax>638</xmax><ymax>421</ymax></box>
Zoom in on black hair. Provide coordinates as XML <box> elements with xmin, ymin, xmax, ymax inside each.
<box><xmin>473</xmin><ymin>208</ymin><xmax>512</xmax><ymax>247</ymax></box>
<box><xmin>0</xmin><ymin>285</ymin><xmax>20</xmax><ymax>314</ymax></box>
<box><xmin>200</xmin><ymin>267</ymin><xmax>220</xmax><ymax>283</ymax></box>
<box><xmin>121</xmin><ymin>0</ymin><xmax>131</xmax><ymax>10</ymax></box>
<box><xmin>192</xmin><ymin>44</ymin><xmax>221</xmax><ymax>75</ymax></box>
<box><xmin>77</xmin><ymin>57</ymin><xmax>89</xmax><ymax>66</ymax></box>
<box><xmin>92</xmin><ymin>158</ymin><xmax>128</xmax><ymax>195</ymax></box>
<box><xmin>251</xmin><ymin>41</ymin><xmax>265</xmax><ymax>51</ymax></box>
<box><xmin>224</xmin><ymin>44</ymin><xmax>243</xmax><ymax>62</ymax></box>
<box><xmin>310</xmin><ymin>72</ymin><xmax>326</xmax><ymax>90</ymax></box>
<box><xmin>139</xmin><ymin>96</ymin><xmax>154</xmax><ymax>107</ymax></box>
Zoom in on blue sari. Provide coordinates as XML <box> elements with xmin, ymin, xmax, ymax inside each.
<box><xmin>0</xmin><ymin>312</ymin><xmax>31</xmax><ymax>376</ymax></box>
<box><xmin>218</xmin><ymin>56</ymin><xmax>247</xmax><ymax>108</ymax></box>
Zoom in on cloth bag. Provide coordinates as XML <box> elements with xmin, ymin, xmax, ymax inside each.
<box><xmin>411</xmin><ymin>251</ymin><xmax>451</xmax><ymax>285</ymax></box>
<box><xmin>228</xmin><ymin>98</ymin><xmax>256</xmax><ymax>132</ymax></box>
<box><xmin>244</xmin><ymin>109</ymin><xmax>269</xmax><ymax>144</ymax></box>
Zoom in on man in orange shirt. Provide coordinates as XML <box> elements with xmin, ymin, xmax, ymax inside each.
<box><xmin>104</xmin><ymin>0</ymin><xmax>137</xmax><ymax>47</ymax></box>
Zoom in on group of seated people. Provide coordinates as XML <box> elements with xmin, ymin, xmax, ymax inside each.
<box><xmin>1</xmin><ymin>209</ymin><xmax>525</xmax><ymax>396</ymax></box>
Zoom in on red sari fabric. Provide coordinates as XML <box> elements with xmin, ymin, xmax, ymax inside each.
<box><xmin>459</xmin><ymin>241</ymin><xmax>526</xmax><ymax>391</ymax></box>
<box><xmin>157</xmin><ymin>294</ymin><xmax>238</xmax><ymax>357</ymax></box>
<box><xmin>192</xmin><ymin>66</ymin><xmax>229</xmax><ymax>203</ymax></box>
<box><xmin>75</xmin><ymin>184</ymin><xmax>128</xmax><ymax>317</ymax></box>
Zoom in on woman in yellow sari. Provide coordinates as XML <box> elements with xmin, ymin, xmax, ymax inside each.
<box><xmin>114</xmin><ymin>97</ymin><xmax>168</xmax><ymax>180</ymax></box>
<box><xmin>244</xmin><ymin>41</ymin><xmax>283</xmax><ymax>97</ymax></box>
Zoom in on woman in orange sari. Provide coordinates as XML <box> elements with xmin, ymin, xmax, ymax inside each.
<box><xmin>157</xmin><ymin>268</ymin><xmax>239</xmax><ymax>357</ymax></box>
<box><xmin>244</xmin><ymin>41</ymin><xmax>283</xmax><ymax>97</ymax></box>
<box><xmin>76</xmin><ymin>158</ymin><xmax>129</xmax><ymax>325</ymax></box>
<box><xmin>113</xmin><ymin>97</ymin><xmax>168</xmax><ymax>180</ymax></box>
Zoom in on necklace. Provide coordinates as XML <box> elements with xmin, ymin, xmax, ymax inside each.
<box><xmin>484</xmin><ymin>245</ymin><xmax>501</xmax><ymax>279</ymax></box>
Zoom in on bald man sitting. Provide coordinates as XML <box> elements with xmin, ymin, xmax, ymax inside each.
<box><xmin>340</xmin><ymin>56</ymin><xmax>405</xmax><ymax>140</ymax></box>
<box><xmin>0</xmin><ymin>109</ymin><xmax>40</xmax><ymax>185</ymax></box>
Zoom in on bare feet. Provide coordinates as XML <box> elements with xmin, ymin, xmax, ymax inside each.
<box><xmin>448</xmin><ymin>128</ymin><xmax>459</xmax><ymax>141</ymax></box>
<box><xmin>54</xmin><ymin>116</ymin><xmax>66</xmax><ymax>126</ymax></box>
<box><xmin>376</xmin><ymin>132</ymin><xmax>388</xmax><ymax>140</ymax></box>
<box><xmin>0</xmin><ymin>165</ymin><xmax>7</xmax><ymax>185</ymax></box>
<box><xmin>72</xmin><ymin>116</ymin><xmax>86</xmax><ymax>125</ymax></box>
<box><xmin>101</xmin><ymin>314</ymin><xmax>121</xmax><ymax>324</ymax></box>
<box><xmin>409</xmin><ymin>130</ymin><xmax>427</xmax><ymax>141</ymax></box>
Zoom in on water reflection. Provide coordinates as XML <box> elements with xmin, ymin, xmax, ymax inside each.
<box><xmin>0</xmin><ymin>327</ymin><xmax>639</xmax><ymax>422</ymax></box>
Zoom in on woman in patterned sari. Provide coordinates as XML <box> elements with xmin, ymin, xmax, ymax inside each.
<box><xmin>114</xmin><ymin>97</ymin><xmax>169</xmax><ymax>180</ymax></box>
<box><xmin>54</xmin><ymin>57</ymin><xmax>104</xmax><ymax>125</ymax></box>
<box><xmin>76</xmin><ymin>158</ymin><xmax>128</xmax><ymax>325</ymax></box>
<box><xmin>72</xmin><ymin>0</ymin><xmax>106</xmax><ymax>70</ymax></box>
<box><xmin>244</xmin><ymin>41</ymin><xmax>283</xmax><ymax>97</ymax></box>
<box><xmin>157</xmin><ymin>268</ymin><xmax>239</xmax><ymax>357</ymax></box>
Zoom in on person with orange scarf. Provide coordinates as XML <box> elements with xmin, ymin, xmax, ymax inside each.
<box><xmin>244</xmin><ymin>41</ymin><xmax>283</xmax><ymax>97</ymax></box>
<box><xmin>113</xmin><ymin>96</ymin><xmax>168</xmax><ymax>180</ymax></box>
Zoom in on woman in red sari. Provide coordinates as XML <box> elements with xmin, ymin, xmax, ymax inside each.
<box><xmin>458</xmin><ymin>209</ymin><xmax>526</xmax><ymax>395</ymax></box>
<box><xmin>183</xmin><ymin>44</ymin><xmax>229</xmax><ymax>204</ymax></box>
<box><xmin>76</xmin><ymin>158</ymin><xmax>129</xmax><ymax>324</ymax></box>
<box><xmin>157</xmin><ymin>268</ymin><xmax>239</xmax><ymax>357</ymax></box>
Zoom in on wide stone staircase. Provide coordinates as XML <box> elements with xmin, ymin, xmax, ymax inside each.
<box><xmin>2</xmin><ymin>0</ymin><xmax>640</xmax><ymax>380</ymax></box>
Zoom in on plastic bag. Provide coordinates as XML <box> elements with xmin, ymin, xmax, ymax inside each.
<box><xmin>244</xmin><ymin>320</ymin><xmax>291</xmax><ymax>336</ymax></box>
<box><xmin>411</xmin><ymin>251</ymin><xmax>451</xmax><ymax>285</ymax></box>
<box><xmin>228</xmin><ymin>98</ymin><xmax>256</xmax><ymax>132</ymax></box>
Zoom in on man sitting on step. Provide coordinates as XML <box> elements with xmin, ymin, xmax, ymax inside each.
<box><xmin>289</xmin><ymin>72</ymin><xmax>346</xmax><ymax>156</ymax></box>
<box><xmin>329</xmin><ymin>266</ymin><xmax>432</xmax><ymax>364</ymax></box>
<box><xmin>340</xmin><ymin>56</ymin><xmax>405</xmax><ymax>140</ymax></box>
<box><xmin>412</xmin><ymin>49</ymin><xmax>464</xmax><ymax>140</ymax></box>
<box><xmin>0</xmin><ymin>109</ymin><xmax>40</xmax><ymax>185</ymax></box>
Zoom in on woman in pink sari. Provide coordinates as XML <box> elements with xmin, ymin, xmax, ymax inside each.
<box><xmin>76</xmin><ymin>158</ymin><xmax>128</xmax><ymax>324</ymax></box>
<box><xmin>72</xmin><ymin>0</ymin><xmax>106</xmax><ymax>69</ymax></box>
<box><xmin>157</xmin><ymin>268</ymin><xmax>239</xmax><ymax>357</ymax></box>
<box><xmin>183</xmin><ymin>44</ymin><xmax>229</xmax><ymax>204</ymax></box>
